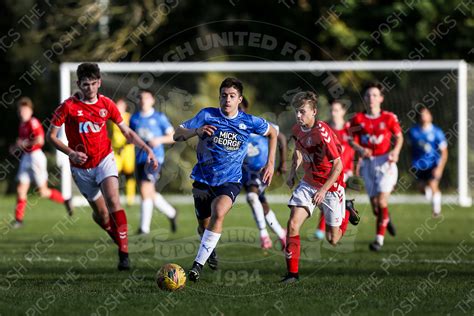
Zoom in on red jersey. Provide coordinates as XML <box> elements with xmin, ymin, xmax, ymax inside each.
<box><xmin>51</xmin><ymin>94</ymin><xmax>123</xmax><ymax>169</ymax></box>
<box><xmin>19</xmin><ymin>117</ymin><xmax>44</xmax><ymax>153</ymax></box>
<box><xmin>292</xmin><ymin>121</ymin><xmax>345</xmax><ymax>191</ymax></box>
<box><xmin>330</xmin><ymin>121</ymin><xmax>355</xmax><ymax>175</ymax></box>
<box><xmin>349</xmin><ymin>111</ymin><xmax>402</xmax><ymax>156</ymax></box>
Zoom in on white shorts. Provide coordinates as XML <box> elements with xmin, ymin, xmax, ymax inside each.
<box><xmin>288</xmin><ymin>180</ymin><xmax>345</xmax><ymax>227</ymax></box>
<box><xmin>360</xmin><ymin>154</ymin><xmax>398</xmax><ymax>198</ymax></box>
<box><xmin>71</xmin><ymin>152</ymin><xmax>118</xmax><ymax>201</ymax></box>
<box><xmin>16</xmin><ymin>150</ymin><xmax>48</xmax><ymax>186</ymax></box>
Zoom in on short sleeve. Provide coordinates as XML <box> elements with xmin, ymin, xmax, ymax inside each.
<box><xmin>348</xmin><ymin>116</ymin><xmax>361</xmax><ymax>144</ymax></box>
<box><xmin>322</xmin><ymin>125</ymin><xmax>341</xmax><ymax>161</ymax></box>
<box><xmin>159</xmin><ymin>113</ymin><xmax>174</xmax><ymax>134</ymax></box>
<box><xmin>436</xmin><ymin>128</ymin><xmax>447</xmax><ymax>149</ymax></box>
<box><xmin>250</xmin><ymin>115</ymin><xmax>270</xmax><ymax>136</ymax></box>
<box><xmin>51</xmin><ymin>103</ymin><xmax>68</xmax><ymax>127</ymax></box>
<box><xmin>107</xmin><ymin>100</ymin><xmax>123</xmax><ymax>124</ymax></box>
<box><xmin>180</xmin><ymin>109</ymin><xmax>207</xmax><ymax>129</ymax></box>
<box><xmin>129</xmin><ymin>115</ymin><xmax>137</xmax><ymax>131</ymax></box>
<box><xmin>389</xmin><ymin>113</ymin><xmax>402</xmax><ymax>135</ymax></box>
<box><xmin>407</xmin><ymin>127</ymin><xmax>415</xmax><ymax>145</ymax></box>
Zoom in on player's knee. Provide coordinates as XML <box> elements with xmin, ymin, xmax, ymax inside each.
<box><xmin>287</xmin><ymin>218</ymin><xmax>300</xmax><ymax>235</ymax></box>
<box><xmin>246</xmin><ymin>192</ymin><xmax>259</xmax><ymax>204</ymax></box>
<box><xmin>104</xmin><ymin>196</ymin><xmax>121</xmax><ymax>212</ymax></box>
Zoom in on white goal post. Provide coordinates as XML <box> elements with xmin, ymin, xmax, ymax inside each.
<box><xmin>58</xmin><ymin>60</ymin><xmax>471</xmax><ymax>207</ymax></box>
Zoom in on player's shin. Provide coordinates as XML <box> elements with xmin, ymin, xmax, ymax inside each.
<box><xmin>139</xmin><ymin>199</ymin><xmax>153</xmax><ymax>234</ymax></box>
<box><xmin>340</xmin><ymin>210</ymin><xmax>350</xmax><ymax>235</ymax></box>
<box><xmin>376</xmin><ymin>207</ymin><xmax>389</xmax><ymax>245</ymax></box>
<box><xmin>48</xmin><ymin>189</ymin><xmax>65</xmax><ymax>203</ymax></box>
<box><xmin>92</xmin><ymin>212</ymin><xmax>116</xmax><ymax>244</ymax></box>
<box><xmin>285</xmin><ymin>235</ymin><xmax>300</xmax><ymax>276</ymax></box>
<box><xmin>110</xmin><ymin>210</ymin><xmax>129</xmax><ymax>253</ymax></box>
<box><xmin>194</xmin><ymin>229</ymin><xmax>221</xmax><ymax>265</ymax></box>
<box><xmin>15</xmin><ymin>198</ymin><xmax>27</xmax><ymax>222</ymax></box>
<box><xmin>154</xmin><ymin>193</ymin><xmax>176</xmax><ymax>219</ymax></box>
<box><xmin>247</xmin><ymin>192</ymin><xmax>269</xmax><ymax>238</ymax></box>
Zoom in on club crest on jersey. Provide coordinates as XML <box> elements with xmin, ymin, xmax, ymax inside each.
<box><xmin>305</xmin><ymin>137</ymin><xmax>312</xmax><ymax>146</ymax></box>
<box><xmin>379</xmin><ymin>122</ymin><xmax>386</xmax><ymax>129</ymax></box>
<box><xmin>99</xmin><ymin>109</ymin><xmax>108</xmax><ymax>118</ymax></box>
<box><xmin>77</xmin><ymin>110</ymin><xmax>83</xmax><ymax>116</ymax></box>
<box><xmin>239</xmin><ymin>123</ymin><xmax>247</xmax><ymax>130</ymax></box>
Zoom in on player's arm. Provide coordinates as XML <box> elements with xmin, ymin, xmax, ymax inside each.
<box><xmin>117</xmin><ymin>122</ymin><xmax>158</xmax><ymax>169</ymax></box>
<box><xmin>15</xmin><ymin>135</ymin><xmax>44</xmax><ymax>151</ymax></box>
<box><xmin>313</xmin><ymin>157</ymin><xmax>343</xmax><ymax>206</ymax></box>
<box><xmin>433</xmin><ymin>145</ymin><xmax>448</xmax><ymax>180</ymax></box>
<box><xmin>261</xmin><ymin>125</ymin><xmax>277</xmax><ymax>185</ymax></box>
<box><xmin>47</xmin><ymin>126</ymin><xmax>88</xmax><ymax>165</ymax></box>
<box><xmin>286</xmin><ymin>143</ymin><xmax>302</xmax><ymax>189</ymax></box>
<box><xmin>348</xmin><ymin>123</ymin><xmax>372</xmax><ymax>158</ymax></box>
<box><xmin>388</xmin><ymin>133</ymin><xmax>403</xmax><ymax>163</ymax></box>
<box><xmin>173</xmin><ymin>125</ymin><xmax>216</xmax><ymax>141</ymax></box>
<box><xmin>149</xmin><ymin>129</ymin><xmax>175</xmax><ymax>147</ymax></box>
<box><xmin>276</xmin><ymin>132</ymin><xmax>288</xmax><ymax>175</ymax></box>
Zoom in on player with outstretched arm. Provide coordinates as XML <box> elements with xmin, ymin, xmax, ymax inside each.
<box><xmin>174</xmin><ymin>77</ymin><xmax>277</xmax><ymax>282</ymax></box>
<box><xmin>47</xmin><ymin>63</ymin><xmax>157</xmax><ymax>270</ymax></box>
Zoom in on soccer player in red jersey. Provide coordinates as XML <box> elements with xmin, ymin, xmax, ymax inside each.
<box><xmin>10</xmin><ymin>97</ymin><xmax>73</xmax><ymax>228</ymax></box>
<box><xmin>47</xmin><ymin>63</ymin><xmax>158</xmax><ymax>270</ymax></box>
<box><xmin>314</xmin><ymin>100</ymin><xmax>357</xmax><ymax>240</ymax></box>
<box><xmin>349</xmin><ymin>82</ymin><xmax>403</xmax><ymax>252</ymax></box>
<box><xmin>283</xmin><ymin>92</ymin><xmax>359</xmax><ymax>283</ymax></box>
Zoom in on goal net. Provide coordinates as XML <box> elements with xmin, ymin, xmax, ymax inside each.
<box><xmin>58</xmin><ymin>61</ymin><xmax>472</xmax><ymax>207</ymax></box>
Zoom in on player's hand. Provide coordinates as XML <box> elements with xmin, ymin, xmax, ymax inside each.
<box><xmin>432</xmin><ymin>167</ymin><xmax>443</xmax><ymax>180</ymax></box>
<box><xmin>312</xmin><ymin>188</ymin><xmax>328</xmax><ymax>206</ymax></box>
<box><xmin>69</xmin><ymin>151</ymin><xmax>88</xmax><ymax>165</ymax></box>
<box><xmin>361</xmin><ymin>148</ymin><xmax>373</xmax><ymax>158</ymax></box>
<box><xmin>261</xmin><ymin>163</ymin><xmax>275</xmax><ymax>185</ymax></box>
<box><xmin>388</xmin><ymin>150</ymin><xmax>399</xmax><ymax>163</ymax></box>
<box><xmin>146</xmin><ymin>151</ymin><xmax>159</xmax><ymax>170</ymax></box>
<box><xmin>196</xmin><ymin>125</ymin><xmax>217</xmax><ymax>137</ymax></box>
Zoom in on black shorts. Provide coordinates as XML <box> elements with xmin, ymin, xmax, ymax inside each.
<box><xmin>192</xmin><ymin>181</ymin><xmax>242</xmax><ymax>220</ymax></box>
<box><xmin>136</xmin><ymin>163</ymin><xmax>162</xmax><ymax>183</ymax></box>
<box><xmin>414</xmin><ymin>166</ymin><xmax>435</xmax><ymax>181</ymax></box>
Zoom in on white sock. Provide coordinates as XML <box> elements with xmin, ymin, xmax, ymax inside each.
<box><xmin>433</xmin><ymin>192</ymin><xmax>442</xmax><ymax>214</ymax></box>
<box><xmin>195</xmin><ymin>229</ymin><xmax>221</xmax><ymax>266</ymax></box>
<box><xmin>265</xmin><ymin>210</ymin><xmax>286</xmax><ymax>239</ymax></box>
<box><xmin>247</xmin><ymin>192</ymin><xmax>267</xmax><ymax>233</ymax></box>
<box><xmin>424</xmin><ymin>186</ymin><xmax>433</xmax><ymax>201</ymax></box>
<box><xmin>140</xmin><ymin>199</ymin><xmax>153</xmax><ymax>233</ymax></box>
<box><xmin>154</xmin><ymin>193</ymin><xmax>176</xmax><ymax>219</ymax></box>
<box><xmin>376</xmin><ymin>234</ymin><xmax>384</xmax><ymax>245</ymax></box>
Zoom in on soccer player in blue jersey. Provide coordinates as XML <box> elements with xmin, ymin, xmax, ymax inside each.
<box><xmin>174</xmin><ymin>78</ymin><xmax>278</xmax><ymax>282</ymax></box>
<box><xmin>408</xmin><ymin>105</ymin><xmax>448</xmax><ymax>217</ymax></box>
<box><xmin>130</xmin><ymin>89</ymin><xmax>178</xmax><ymax>234</ymax></box>
<box><xmin>240</xmin><ymin>97</ymin><xmax>288</xmax><ymax>250</ymax></box>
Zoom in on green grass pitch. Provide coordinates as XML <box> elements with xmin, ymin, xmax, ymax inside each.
<box><xmin>1</xmin><ymin>196</ymin><xmax>474</xmax><ymax>315</ymax></box>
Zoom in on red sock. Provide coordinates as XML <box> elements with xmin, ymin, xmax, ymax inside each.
<box><xmin>110</xmin><ymin>210</ymin><xmax>128</xmax><ymax>253</ymax></box>
<box><xmin>95</xmin><ymin>217</ymin><xmax>117</xmax><ymax>244</ymax></box>
<box><xmin>285</xmin><ymin>235</ymin><xmax>300</xmax><ymax>274</ymax></box>
<box><xmin>340</xmin><ymin>210</ymin><xmax>350</xmax><ymax>235</ymax></box>
<box><xmin>49</xmin><ymin>189</ymin><xmax>65</xmax><ymax>203</ymax></box>
<box><xmin>15</xmin><ymin>198</ymin><xmax>27</xmax><ymax>222</ymax></box>
<box><xmin>376</xmin><ymin>207</ymin><xmax>389</xmax><ymax>236</ymax></box>
<box><xmin>317</xmin><ymin>212</ymin><xmax>326</xmax><ymax>231</ymax></box>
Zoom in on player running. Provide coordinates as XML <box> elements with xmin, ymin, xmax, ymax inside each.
<box><xmin>174</xmin><ymin>77</ymin><xmax>278</xmax><ymax>282</ymax></box>
<box><xmin>109</xmin><ymin>98</ymin><xmax>136</xmax><ymax>206</ymax></box>
<box><xmin>10</xmin><ymin>97</ymin><xmax>73</xmax><ymax>228</ymax></box>
<box><xmin>239</xmin><ymin>97</ymin><xmax>287</xmax><ymax>250</ymax></box>
<box><xmin>349</xmin><ymin>82</ymin><xmax>403</xmax><ymax>252</ymax></box>
<box><xmin>282</xmin><ymin>91</ymin><xmax>359</xmax><ymax>283</ymax></box>
<box><xmin>408</xmin><ymin>105</ymin><xmax>448</xmax><ymax>217</ymax></box>
<box><xmin>47</xmin><ymin>63</ymin><xmax>157</xmax><ymax>270</ymax></box>
<box><xmin>314</xmin><ymin>100</ymin><xmax>356</xmax><ymax>240</ymax></box>
<box><xmin>130</xmin><ymin>89</ymin><xmax>178</xmax><ymax>235</ymax></box>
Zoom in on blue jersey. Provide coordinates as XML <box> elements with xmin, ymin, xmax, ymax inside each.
<box><xmin>408</xmin><ymin>124</ymin><xmax>447</xmax><ymax>170</ymax></box>
<box><xmin>180</xmin><ymin>107</ymin><xmax>270</xmax><ymax>186</ymax></box>
<box><xmin>130</xmin><ymin>109</ymin><xmax>174</xmax><ymax>164</ymax></box>
<box><xmin>244</xmin><ymin>124</ymin><xmax>279</xmax><ymax>171</ymax></box>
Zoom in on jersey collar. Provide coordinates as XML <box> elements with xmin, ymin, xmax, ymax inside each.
<box><xmin>364</xmin><ymin>111</ymin><xmax>382</xmax><ymax>119</ymax></box>
<box><xmin>140</xmin><ymin>108</ymin><xmax>155</xmax><ymax>118</ymax></box>
<box><xmin>219</xmin><ymin>108</ymin><xmax>239</xmax><ymax>120</ymax></box>
<box><xmin>421</xmin><ymin>123</ymin><xmax>433</xmax><ymax>131</ymax></box>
